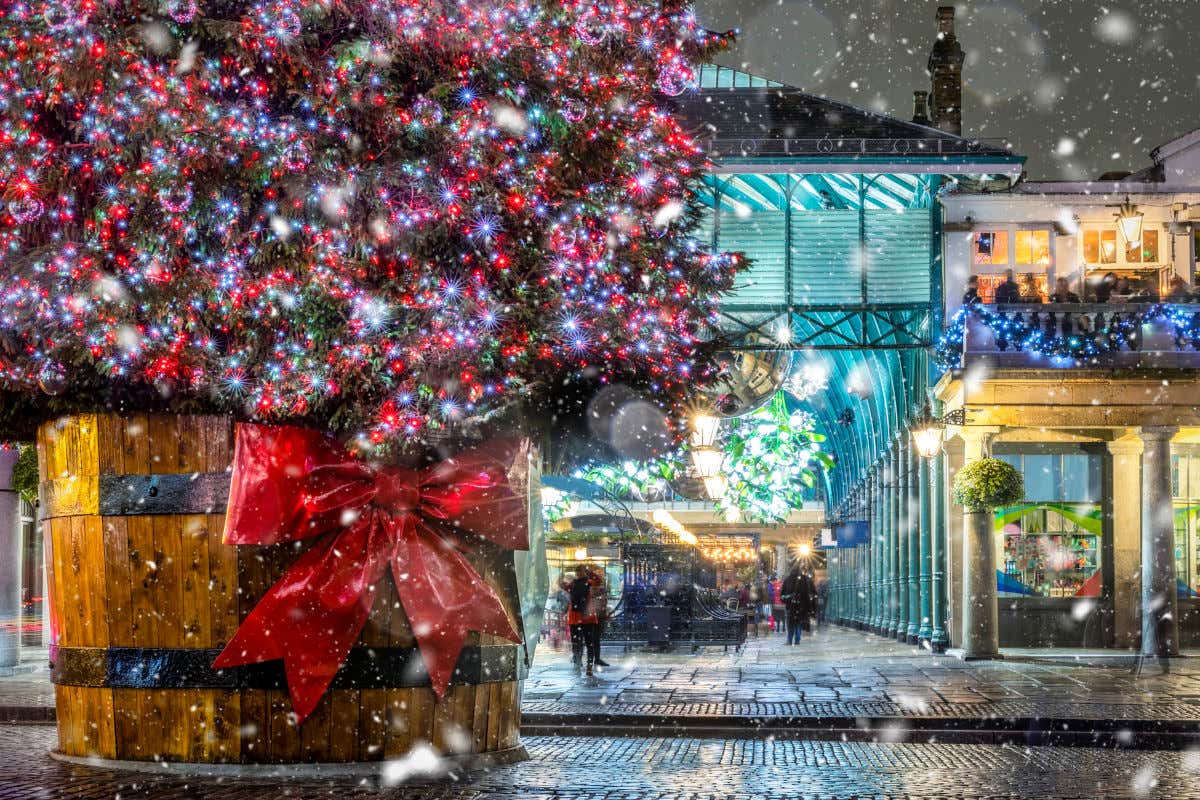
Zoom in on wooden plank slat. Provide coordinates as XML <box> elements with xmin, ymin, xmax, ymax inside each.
<box><xmin>359</xmin><ymin>688</ymin><xmax>388</xmax><ymax>761</ymax></box>
<box><xmin>486</xmin><ymin>682</ymin><xmax>502</xmax><ymax>751</ymax></box>
<box><xmin>211</xmin><ymin>690</ymin><xmax>241</xmax><ymax>763</ymax></box>
<box><xmin>239</xmin><ymin>688</ymin><xmax>269</xmax><ymax>762</ymax></box>
<box><xmin>180</xmin><ymin>515</ymin><xmax>212</xmax><ymax>647</ymax></box>
<box><xmin>126</xmin><ymin>515</ymin><xmax>157</xmax><ymax>647</ymax></box>
<box><xmin>471</xmin><ymin>682</ymin><xmax>490</xmax><ymax>753</ymax></box>
<box><xmin>102</xmin><ymin>517</ymin><xmax>133</xmax><ymax>646</ymax></box>
<box><xmin>299</xmin><ymin>693</ymin><xmax>333</xmax><ymax>762</ymax></box>
<box><xmin>327</xmin><ymin>690</ymin><xmax>360</xmax><ymax>762</ymax></box>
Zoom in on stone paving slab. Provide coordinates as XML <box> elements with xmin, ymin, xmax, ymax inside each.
<box><xmin>521</xmin><ymin>628</ymin><xmax>1200</xmax><ymax>726</ymax></box>
<box><xmin>1</xmin><ymin>725</ymin><xmax>1198</xmax><ymax>799</ymax></box>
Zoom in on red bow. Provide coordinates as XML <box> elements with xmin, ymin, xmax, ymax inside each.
<box><xmin>212</xmin><ymin>424</ymin><xmax>529</xmax><ymax>723</ymax></box>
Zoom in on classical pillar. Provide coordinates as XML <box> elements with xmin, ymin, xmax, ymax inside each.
<box><xmin>1141</xmin><ymin>426</ymin><xmax>1180</xmax><ymax>658</ymax></box>
<box><xmin>930</xmin><ymin>444</ymin><xmax>950</xmax><ymax>652</ymax></box>
<box><xmin>906</xmin><ymin>441</ymin><xmax>921</xmax><ymax>644</ymax></box>
<box><xmin>0</xmin><ymin>450</ymin><xmax>21</xmax><ymax>668</ymax></box>
<box><xmin>1107</xmin><ymin>435</ymin><xmax>1144</xmax><ymax>650</ymax></box>
<box><xmin>887</xmin><ymin>444</ymin><xmax>900</xmax><ymax>637</ymax></box>
<box><xmin>917</xmin><ymin>441</ymin><xmax>933</xmax><ymax>644</ymax></box>
<box><xmin>959</xmin><ymin>426</ymin><xmax>1001</xmax><ymax>659</ymax></box>
<box><xmin>896</xmin><ymin>438</ymin><xmax>911</xmax><ymax>641</ymax></box>
<box><xmin>872</xmin><ymin>463</ymin><xmax>884</xmax><ymax>632</ymax></box>
<box><xmin>881</xmin><ymin>448</ymin><xmax>895</xmax><ymax>635</ymax></box>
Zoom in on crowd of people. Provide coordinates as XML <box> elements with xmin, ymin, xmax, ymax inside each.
<box><xmin>721</xmin><ymin>565</ymin><xmax>826</xmax><ymax>645</ymax></box>
<box><xmin>547</xmin><ymin>561</ymin><xmax>829</xmax><ymax>682</ymax></box>
<box><xmin>963</xmin><ymin>269</ymin><xmax>1196</xmax><ymax>306</ymax></box>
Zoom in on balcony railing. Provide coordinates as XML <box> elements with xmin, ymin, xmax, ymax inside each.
<box><xmin>935</xmin><ymin>303</ymin><xmax>1200</xmax><ymax>370</ymax></box>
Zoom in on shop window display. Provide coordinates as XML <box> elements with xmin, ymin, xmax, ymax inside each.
<box><xmin>1171</xmin><ymin>450</ymin><xmax>1200</xmax><ymax>597</ymax></box>
<box><xmin>994</xmin><ymin>452</ymin><xmax>1103</xmax><ymax>597</ymax></box>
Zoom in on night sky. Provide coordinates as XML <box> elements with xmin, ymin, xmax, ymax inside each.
<box><xmin>694</xmin><ymin>0</ymin><xmax>1200</xmax><ymax>182</ymax></box>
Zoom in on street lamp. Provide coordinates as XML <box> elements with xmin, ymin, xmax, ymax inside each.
<box><xmin>1114</xmin><ymin>197</ymin><xmax>1144</xmax><ymax>245</ymax></box>
<box><xmin>690</xmin><ymin>445</ymin><xmax>724</xmax><ymax>478</ymax></box>
<box><xmin>911</xmin><ymin>403</ymin><xmax>946</xmax><ymax>460</ymax></box>
<box><xmin>702</xmin><ymin>475</ymin><xmax>728</xmax><ymax>499</ymax></box>
<box><xmin>690</xmin><ymin>410</ymin><xmax>721</xmax><ymax>448</ymax></box>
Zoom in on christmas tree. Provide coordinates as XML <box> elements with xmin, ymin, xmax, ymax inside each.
<box><xmin>0</xmin><ymin>0</ymin><xmax>738</xmax><ymax>448</ymax></box>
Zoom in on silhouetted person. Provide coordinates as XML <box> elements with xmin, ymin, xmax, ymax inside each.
<box><xmin>962</xmin><ymin>275</ymin><xmax>981</xmax><ymax>305</ymax></box>
<box><xmin>993</xmin><ymin>269</ymin><xmax>1020</xmax><ymax>304</ymax></box>
<box><xmin>1049</xmin><ymin>277</ymin><xmax>1079</xmax><ymax>303</ymax></box>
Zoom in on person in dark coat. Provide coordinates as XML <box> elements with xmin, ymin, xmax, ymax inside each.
<box><xmin>962</xmin><ymin>275</ymin><xmax>981</xmax><ymax>305</ymax></box>
<box><xmin>993</xmin><ymin>269</ymin><xmax>1020</xmax><ymax>304</ymax></box>
<box><xmin>780</xmin><ymin>566</ymin><xmax>816</xmax><ymax>645</ymax></box>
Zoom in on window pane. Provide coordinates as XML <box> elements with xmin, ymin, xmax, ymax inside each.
<box><xmin>1016</xmin><ymin>231</ymin><xmax>1031</xmax><ymax>265</ymax></box>
<box><xmin>1143</xmin><ymin>229</ymin><xmax>1159</xmax><ymax>263</ymax></box>
<box><xmin>1032</xmin><ymin>230</ymin><xmax>1050</xmax><ymax>265</ymax></box>
<box><xmin>975</xmin><ymin>231</ymin><xmax>1008</xmax><ymax>265</ymax></box>
<box><xmin>1061</xmin><ymin>454</ymin><xmax>1101</xmax><ymax>502</ymax></box>
<box><xmin>1126</xmin><ymin>232</ymin><xmax>1141</xmax><ymax>263</ymax></box>
<box><xmin>1189</xmin><ymin>454</ymin><xmax>1200</xmax><ymax>499</ymax></box>
<box><xmin>1173</xmin><ymin>454</ymin><xmax>1183</xmax><ymax>498</ymax></box>
<box><xmin>1083</xmin><ymin>230</ymin><xmax>1099</xmax><ymax>262</ymax></box>
<box><xmin>1023</xmin><ymin>454</ymin><xmax>1059</xmax><ymax>501</ymax></box>
<box><xmin>1101</xmin><ymin>229</ymin><xmax>1117</xmax><ymax>263</ymax></box>
<box><xmin>993</xmin><ymin>230</ymin><xmax>1008</xmax><ymax>264</ymax></box>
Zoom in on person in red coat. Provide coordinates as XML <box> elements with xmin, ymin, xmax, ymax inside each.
<box><xmin>562</xmin><ymin>565</ymin><xmax>601</xmax><ymax>677</ymax></box>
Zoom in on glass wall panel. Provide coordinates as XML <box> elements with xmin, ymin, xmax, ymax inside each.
<box><xmin>1172</xmin><ymin>447</ymin><xmax>1200</xmax><ymax>596</ymax></box>
<box><xmin>995</xmin><ymin>451</ymin><xmax>1104</xmax><ymax>598</ymax></box>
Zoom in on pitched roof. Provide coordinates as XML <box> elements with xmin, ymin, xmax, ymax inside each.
<box><xmin>676</xmin><ymin>86</ymin><xmax>1016</xmax><ymax>161</ymax></box>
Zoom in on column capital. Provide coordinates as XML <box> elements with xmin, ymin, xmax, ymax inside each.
<box><xmin>1106</xmin><ymin>435</ymin><xmax>1144</xmax><ymax>456</ymax></box>
<box><xmin>953</xmin><ymin>425</ymin><xmax>1001</xmax><ymax>444</ymax></box>
<box><xmin>1139</xmin><ymin>425</ymin><xmax>1180</xmax><ymax>442</ymax></box>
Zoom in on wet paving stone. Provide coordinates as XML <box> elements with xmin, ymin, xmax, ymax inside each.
<box><xmin>3</xmin><ymin>725</ymin><xmax>1200</xmax><ymax>799</ymax></box>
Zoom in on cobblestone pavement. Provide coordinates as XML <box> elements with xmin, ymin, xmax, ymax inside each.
<box><xmin>522</xmin><ymin>627</ymin><xmax>1200</xmax><ymax>722</ymax></box>
<box><xmin>2</xmin><ymin>724</ymin><xmax>1199</xmax><ymax>799</ymax></box>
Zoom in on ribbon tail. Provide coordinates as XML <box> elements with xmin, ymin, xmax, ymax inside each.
<box><xmin>391</xmin><ymin>521</ymin><xmax>519</xmax><ymax>699</ymax></box>
<box><xmin>213</xmin><ymin>520</ymin><xmax>388</xmax><ymax>723</ymax></box>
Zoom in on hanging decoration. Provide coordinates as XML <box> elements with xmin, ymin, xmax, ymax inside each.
<box><xmin>715</xmin><ymin>391</ymin><xmax>831</xmax><ymax>525</ymax></box>
<box><xmin>568</xmin><ymin>392</ymin><xmax>830</xmax><ymax>525</ymax></box>
<box><xmin>0</xmin><ymin>0</ymin><xmax>740</xmax><ymax>450</ymax></box>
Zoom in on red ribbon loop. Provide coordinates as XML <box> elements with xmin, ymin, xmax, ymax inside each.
<box><xmin>212</xmin><ymin>423</ymin><xmax>530</xmax><ymax>723</ymax></box>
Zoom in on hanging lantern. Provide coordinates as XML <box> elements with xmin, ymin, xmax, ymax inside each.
<box><xmin>690</xmin><ymin>445</ymin><xmax>723</xmax><ymax>478</ymax></box>
<box><xmin>1114</xmin><ymin>197</ymin><xmax>1144</xmax><ymax>245</ymax></box>
<box><xmin>910</xmin><ymin>403</ymin><xmax>946</xmax><ymax>460</ymax></box>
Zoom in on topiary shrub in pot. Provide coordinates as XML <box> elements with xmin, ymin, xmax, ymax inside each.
<box><xmin>952</xmin><ymin>457</ymin><xmax>1023</xmax><ymax>659</ymax></box>
<box><xmin>952</xmin><ymin>458</ymin><xmax>1024</xmax><ymax>512</ymax></box>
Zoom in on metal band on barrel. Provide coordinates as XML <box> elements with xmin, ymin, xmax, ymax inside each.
<box><xmin>50</xmin><ymin>644</ymin><xmax>525</xmax><ymax>689</ymax></box>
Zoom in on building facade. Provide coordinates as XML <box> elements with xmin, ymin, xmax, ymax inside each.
<box><xmin>827</xmin><ymin>128</ymin><xmax>1200</xmax><ymax>653</ymax></box>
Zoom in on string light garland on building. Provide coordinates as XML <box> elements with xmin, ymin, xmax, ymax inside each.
<box><xmin>0</xmin><ymin>0</ymin><xmax>739</xmax><ymax>449</ymax></box>
<box><xmin>934</xmin><ymin>303</ymin><xmax>1200</xmax><ymax>372</ymax></box>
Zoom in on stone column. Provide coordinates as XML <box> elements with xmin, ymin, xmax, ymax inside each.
<box><xmin>883</xmin><ymin>448</ymin><xmax>892</xmax><ymax>633</ymax></box>
<box><xmin>896</xmin><ymin>438</ymin><xmax>911</xmax><ymax>641</ymax></box>
<box><xmin>1107</xmin><ymin>435</ymin><xmax>1144</xmax><ymax>650</ymax></box>
<box><xmin>0</xmin><ymin>450</ymin><xmax>21</xmax><ymax>669</ymax></box>
<box><xmin>930</xmin><ymin>446</ymin><xmax>949</xmax><ymax>652</ymax></box>
<box><xmin>906</xmin><ymin>441</ymin><xmax>921</xmax><ymax>644</ymax></box>
<box><xmin>872</xmin><ymin>463</ymin><xmax>883</xmax><ymax>632</ymax></box>
<box><xmin>917</xmin><ymin>442</ymin><xmax>933</xmax><ymax>644</ymax></box>
<box><xmin>1141</xmin><ymin>426</ymin><xmax>1180</xmax><ymax>658</ymax></box>
<box><xmin>959</xmin><ymin>426</ymin><xmax>1001</xmax><ymax>659</ymax></box>
<box><xmin>944</xmin><ymin>436</ymin><xmax>965</xmax><ymax>649</ymax></box>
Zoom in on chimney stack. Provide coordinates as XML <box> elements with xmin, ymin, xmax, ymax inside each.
<box><xmin>911</xmin><ymin>90</ymin><xmax>930</xmax><ymax>125</ymax></box>
<box><xmin>927</xmin><ymin>6</ymin><xmax>964</xmax><ymax>136</ymax></box>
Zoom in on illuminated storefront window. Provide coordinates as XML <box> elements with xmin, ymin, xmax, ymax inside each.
<box><xmin>994</xmin><ymin>450</ymin><xmax>1104</xmax><ymax>598</ymax></box>
<box><xmin>1171</xmin><ymin>448</ymin><xmax>1200</xmax><ymax>597</ymax></box>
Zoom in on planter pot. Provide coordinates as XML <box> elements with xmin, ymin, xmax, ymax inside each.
<box><xmin>960</xmin><ymin>509</ymin><xmax>999</xmax><ymax>659</ymax></box>
<box><xmin>40</xmin><ymin>413</ymin><xmax>533</xmax><ymax>765</ymax></box>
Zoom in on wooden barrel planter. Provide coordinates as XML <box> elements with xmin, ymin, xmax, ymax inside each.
<box><xmin>40</xmin><ymin>413</ymin><xmax>527</xmax><ymax>766</ymax></box>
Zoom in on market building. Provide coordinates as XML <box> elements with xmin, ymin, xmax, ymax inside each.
<box><xmin>827</xmin><ymin>126</ymin><xmax>1200</xmax><ymax>653</ymax></box>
